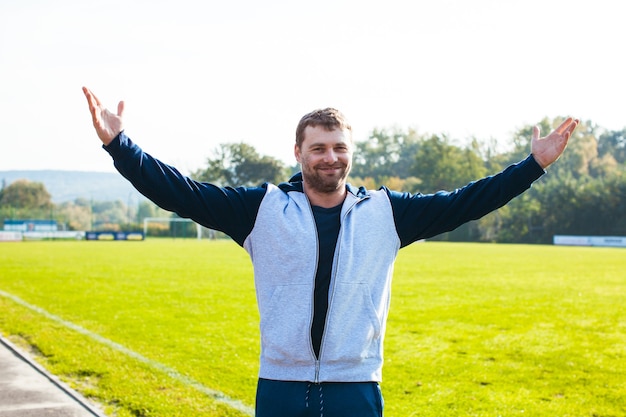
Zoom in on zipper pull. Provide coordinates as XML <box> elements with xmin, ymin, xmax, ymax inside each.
<box><xmin>314</xmin><ymin>360</ymin><xmax>320</xmax><ymax>384</ymax></box>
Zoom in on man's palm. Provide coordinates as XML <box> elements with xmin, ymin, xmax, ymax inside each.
<box><xmin>531</xmin><ymin>117</ymin><xmax>579</xmax><ymax>169</ymax></box>
<box><xmin>82</xmin><ymin>87</ymin><xmax>124</xmax><ymax>145</ymax></box>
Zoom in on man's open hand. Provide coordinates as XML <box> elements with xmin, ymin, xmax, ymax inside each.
<box><xmin>82</xmin><ymin>87</ymin><xmax>124</xmax><ymax>146</ymax></box>
<box><xmin>531</xmin><ymin>117</ymin><xmax>579</xmax><ymax>169</ymax></box>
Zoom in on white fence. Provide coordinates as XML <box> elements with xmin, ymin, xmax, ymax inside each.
<box><xmin>553</xmin><ymin>235</ymin><xmax>626</xmax><ymax>248</ymax></box>
<box><xmin>0</xmin><ymin>231</ymin><xmax>23</xmax><ymax>241</ymax></box>
<box><xmin>0</xmin><ymin>231</ymin><xmax>86</xmax><ymax>241</ymax></box>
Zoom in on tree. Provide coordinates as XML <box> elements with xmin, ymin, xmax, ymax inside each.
<box><xmin>136</xmin><ymin>201</ymin><xmax>160</xmax><ymax>222</ymax></box>
<box><xmin>91</xmin><ymin>200</ymin><xmax>131</xmax><ymax>230</ymax></box>
<box><xmin>193</xmin><ymin>142</ymin><xmax>290</xmax><ymax>187</ymax></box>
<box><xmin>412</xmin><ymin>134</ymin><xmax>487</xmax><ymax>193</ymax></box>
<box><xmin>351</xmin><ymin>127</ymin><xmax>421</xmax><ymax>186</ymax></box>
<box><xmin>0</xmin><ymin>179</ymin><xmax>55</xmax><ymax>223</ymax></box>
<box><xmin>598</xmin><ymin>128</ymin><xmax>626</xmax><ymax>165</ymax></box>
<box><xmin>534</xmin><ymin>173</ymin><xmax>626</xmax><ymax>240</ymax></box>
<box><xmin>0</xmin><ymin>179</ymin><xmax>53</xmax><ymax>210</ymax></box>
<box><xmin>57</xmin><ymin>199</ymin><xmax>92</xmax><ymax>231</ymax></box>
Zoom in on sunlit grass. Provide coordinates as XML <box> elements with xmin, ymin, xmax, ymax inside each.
<box><xmin>386</xmin><ymin>242</ymin><xmax>626</xmax><ymax>416</ymax></box>
<box><xmin>1</xmin><ymin>240</ymin><xmax>624</xmax><ymax>416</ymax></box>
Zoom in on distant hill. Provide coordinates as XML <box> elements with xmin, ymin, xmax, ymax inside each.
<box><xmin>0</xmin><ymin>170</ymin><xmax>147</xmax><ymax>204</ymax></box>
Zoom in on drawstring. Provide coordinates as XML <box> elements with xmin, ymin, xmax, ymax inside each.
<box><xmin>305</xmin><ymin>383</ymin><xmax>311</xmax><ymax>408</ymax></box>
<box><xmin>305</xmin><ymin>382</ymin><xmax>324</xmax><ymax>417</ymax></box>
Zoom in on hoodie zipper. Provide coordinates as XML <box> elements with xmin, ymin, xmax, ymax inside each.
<box><xmin>304</xmin><ymin>200</ymin><xmax>322</xmax><ymax>382</ymax></box>
<box><xmin>312</xmin><ymin>194</ymin><xmax>365</xmax><ymax>384</ymax></box>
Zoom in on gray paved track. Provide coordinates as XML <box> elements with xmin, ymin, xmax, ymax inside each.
<box><xmin>0</xmin><ymin>335</ymin><xmax>106</xmax><ymax>417</ymax></box>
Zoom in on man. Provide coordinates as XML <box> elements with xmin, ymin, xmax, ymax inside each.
<box><xmin>82</xmin><ymin>86</ymin><xmax>578</xmax><ymax>416</ymax></box>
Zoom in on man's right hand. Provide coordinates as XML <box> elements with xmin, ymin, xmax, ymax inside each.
<box><xmin>82</xmin><ymin>86</ymin><xmax>124</xmax><ymax>146</ymax></box>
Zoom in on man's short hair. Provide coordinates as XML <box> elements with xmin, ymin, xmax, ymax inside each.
<box><xmin>295</xmin><ymin>108</ymin><xmax>352</xmax><ymax>148</ymax></box>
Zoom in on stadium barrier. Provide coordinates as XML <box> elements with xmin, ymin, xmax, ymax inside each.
<box><xmin>0</xmin><ymin>231</ymin><xmax>23</xmax><ymax>241</ymax></box>
<box><xmin>85</xmin><ymin>231</ymin><xmax>145</xmax><ymax>241</ymax></box>
<box><xmin>553</xmin><ymin>235</ymin><xmax>626</xmax><ymax>248</ymax></box>
<box><xmin>1</xmin><ymin>231</ymin><xmax>87</xmax><ymax>241</ymax></box>
<box><xmin>23</xmin><ymin>231</ymin><xmax>85</xmax><ymax>240</ymax></box>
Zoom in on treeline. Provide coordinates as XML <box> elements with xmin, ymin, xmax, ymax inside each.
<box><xmin>2</xmin><ymin>116</ymin><xmax>625</xmax><ymax>243</ymax></box>
<box><xmin>192</xmin><ymin>116</ymin><xmax>626</xmax><ymax>244</ymax></box>
<box><xmin>348</xmin><ymin>117</ymin><xmax>626</xmax><ymax>243</ymax></box>
<box><xmin>0</xmin><ymin>179</ymin><xmax>171</xmax><ymax>234</ymax></box>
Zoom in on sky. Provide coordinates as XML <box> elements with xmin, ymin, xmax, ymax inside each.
<box><xmin>0</xmin><ymin>0</ymin><xmax>623</xmax><ymax>174</ymax></box>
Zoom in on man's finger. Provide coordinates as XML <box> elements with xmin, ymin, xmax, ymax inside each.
<box><xmin>117</xmin><ymin>100</ymin><xmax>125</xmax><ymax>118</ymax></box>
<box><xmin>555</xmin><ymin>117</ymin><xmax>574</xmax><ymax>134</ymax></box>
<box><xmin>558</xmin><ymin>119</ymin><xmax>579</xmax><ymax>141</ymax></box>
<box><xmin>83</xmin><ymin>86</ymin><xmax>103</xmax><ymax>108</ymax></box>
<box><xmin>82</xmin><ymin>88</ymin><xmax>100</xmax><ymax>123</ymax></box>
<box><xmin>532</xmin><ymin>125</ymin><xmax>540</xmax><ymax>141</ymax></box>
<box><xmin>567</xmin><ymin>119</ymin><xmax>580</xmax><ymax>136</ymax></box>
<box><xmin>82</xmin><ymin>87</ymin><xmax>94</xmax><ymax>109</ymax></box>
<box><xmin>90</xmin><ymin>88</ymin><xmax>102</xmax><ymax>107</ymax></box>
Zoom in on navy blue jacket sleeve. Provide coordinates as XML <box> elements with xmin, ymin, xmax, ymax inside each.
<box><xmin>103</xmin><ymin>132</ymin><xmax>266</xmax><ymax>246</ymax></box>
<box><xmin>387</xmin><ymin>155</ymin><xmax>546</xmax><ymax>247</ymax></box>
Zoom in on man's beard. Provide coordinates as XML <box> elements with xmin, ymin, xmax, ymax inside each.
<box><xmin>302</xmin><ymin>162</ymin><xmax>350</xmax><ymax>194</ymax></box>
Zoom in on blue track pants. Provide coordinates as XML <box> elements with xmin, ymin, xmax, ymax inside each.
<box><xmin>255</xmin><ymin>378</ymin><xmax>384</xmax><ymax>417</ymax></box>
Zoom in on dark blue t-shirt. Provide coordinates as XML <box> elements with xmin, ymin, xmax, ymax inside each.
<box><xmin>310</xmin><ymin>203</ymin><xmax>342</xmax><ymax>358</ymax></box>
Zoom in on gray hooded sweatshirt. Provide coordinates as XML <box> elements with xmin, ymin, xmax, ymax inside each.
<box><xmin>105</xmin><ymin>131</ymin><xmax>545</xmax><ymax>383</ymax></box>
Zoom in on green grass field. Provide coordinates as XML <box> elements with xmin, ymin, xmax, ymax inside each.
<box><xmin>0</xmin><ymin>240</ymin><xmax>624</xmax><ymax>416</ymax></box>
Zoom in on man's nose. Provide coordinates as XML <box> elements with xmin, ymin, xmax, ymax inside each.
<box><xmin>323</xmin><ymin>149</ymin><xmax>338</xmax><ymax>163</ymax></box>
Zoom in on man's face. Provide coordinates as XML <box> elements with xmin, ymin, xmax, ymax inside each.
<box><xmin>295</xmin><ymin>125</ymin><xmax>353</xmax><ymax>194</ymax></box>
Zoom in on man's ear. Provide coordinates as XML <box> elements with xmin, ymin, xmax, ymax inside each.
<box><xmin>294</xmin><ymin>144</ymin><xmax>302</xmax><ymax>163</ymax></box>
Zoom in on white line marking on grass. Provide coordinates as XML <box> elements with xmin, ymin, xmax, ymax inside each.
<box><xmin>0</xmin><ymin>290</ymin><xmax>255</xmax><ymax>416</ymax></box>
